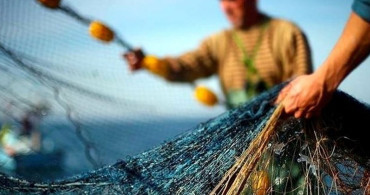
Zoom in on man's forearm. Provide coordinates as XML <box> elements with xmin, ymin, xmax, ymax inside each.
<box><xmin>316</xmin><ymin>12</ymin><xmax>370</xmax><ymax>93</ymax></box>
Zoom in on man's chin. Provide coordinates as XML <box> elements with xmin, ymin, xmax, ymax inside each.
<box><xmin>229</xmin><ymin>21</ymin><xmax>241</xmax><ymax>28</ymax></box>
<box><xmin>232</xmin><ymin>23</ymin><xmax>243</xmax><ymax>29</ymax></box>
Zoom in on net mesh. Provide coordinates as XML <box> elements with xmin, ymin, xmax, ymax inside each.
<box><xmin>0</xmin><ymin>0</ymin><xmax>225</xmax><ymax>181</ymax></box>
<box><xmin>0</xmin><ymin>85</ymin><xmax>369</xmax><ymax>194</ymax></box>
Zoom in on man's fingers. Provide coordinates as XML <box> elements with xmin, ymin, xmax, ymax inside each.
<box><xmin>284</xmin><ymin>102</ymin><xmax>293</xmax><ymax>114</ymax></box>
<box><xmin>283</xmin><ymin>91</ymin><xmax>299</xmax><ymax>114</ymax></box>
<box><xmin>294</xmin><ymin>109</ymin><xmax>304</xmax><ymax>118</ymax></box>
<box><xmin>275</xmin><ymin>91</ymin><xmax>286</xmax><ymax>104</ymax></box>
<box><xmin>275</xmin><ymin>85</ymin><xmax>291</xmax><ymax>104</ymax></box>
<box><xmin>304</xmin><ymin>112</ymin><xmax>312</xmax><ymax>119</ymax></box>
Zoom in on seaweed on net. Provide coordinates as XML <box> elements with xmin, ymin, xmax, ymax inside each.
<box><xmin>0</xmin><ymin>84</ymin><xmax>369</xmax><ymax>195</ymax></box>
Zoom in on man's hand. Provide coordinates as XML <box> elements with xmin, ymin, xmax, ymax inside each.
<box><xmin>275</xmin><ymin>73</ymin><xmax>333</xmax><ymax>118</ymax></box>
<box><xmin>123</xmin><ymin>48</ymin><xmax>145</xmax><ymax>71</ymax></box>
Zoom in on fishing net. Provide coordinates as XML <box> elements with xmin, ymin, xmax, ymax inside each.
<box><xmin>0</xmin><ymin>85</ymin><xmax>369</xmax><ymax>194</ymax></box>
<box><xmin>0</xmin><ymin>0</ymin><xmax>225</xmax><ymax>182</ymax></box>
<box><xmin>1</xmin><ymin>0</ymin><xmax>369</xmax><ymax>194</ymax></box>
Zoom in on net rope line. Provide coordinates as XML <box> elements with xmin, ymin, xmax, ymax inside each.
<box><xmin>57</xmin><ymin>2</ymin><xmax>133</xmax><ymax>51</ymax></box>
<box><xmin>211</xmin><ymin>103</ymin><xmax>284</xmax><ymax>194</ymax></box>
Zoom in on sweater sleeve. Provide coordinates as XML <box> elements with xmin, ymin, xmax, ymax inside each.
<box><xmin>352</xmin><ymin>0</ymin><xmax>370</xmax><ymax>22</ymax></box>
<box><xmin>144</xmin><ymin>33</ymin><xmax>222</xmax><ymax>82</ymax></box>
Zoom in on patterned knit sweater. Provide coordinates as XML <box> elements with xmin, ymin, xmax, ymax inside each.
<box><xmin>144</xmin><ymin>16</ymin><xmax>313</xmax><ymax>107</ymax></box>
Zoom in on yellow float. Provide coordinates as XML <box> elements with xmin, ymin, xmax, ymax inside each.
<box><xmin>251</xmin><ymin>171</ymin><xmax>270</xmax><ymax>195</ymax></box>
<box><xmin>38</xmin><ymin>0</ymin><xmax>61</xmax><ymax>9</ymax></box>
<box><xmin>89</xmin><ymin>21</ymin><xmax>114</xmax><ymax>42</ymax></box>
<box><xmin>141</xmin><ymin>55</ymin><xmax>168</xmax><ymax>77</ymax></box>
<box><xmin>194</xmin><ymin>86</ymin><xmax>218</xmax><ymax>107</ymax></box>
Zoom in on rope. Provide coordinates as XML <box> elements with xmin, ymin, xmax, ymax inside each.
<box><xmin>211</xmin><ymin>103</ymin><xmax>284</xmax><ymax>195</ymax></box>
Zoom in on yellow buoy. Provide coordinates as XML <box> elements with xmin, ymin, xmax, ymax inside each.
<box><xmin>251</xmin><ymin>171</ymin><xmax>270</xmax><ymax>195</ymax></box>
<box><xmin>194</xmin><ymin>86</ymin><xmax>218</xmax><ymax>107</ymax></box>
<box><xmin>141</xmin><ymin>55</ymin><xmax>168</xmax><ymax>77</ymax></box>
<box><xmin>89</xmin><ymin>21</ymin><xmax>114</xmax><ymax>42</ymax></box>
<box><xmin>38</xmin><ymin>0</ymin><xmax>61</xmax><ymax>9</ymax></box>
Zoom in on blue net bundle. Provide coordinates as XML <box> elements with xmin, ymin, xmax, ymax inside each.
<box><xmin>0</xmin><ymin>85</ymin><xmax>369</xmax><ymax>194</ymax></box>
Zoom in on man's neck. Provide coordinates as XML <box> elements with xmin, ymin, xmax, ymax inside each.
<box><xmin>240</xmin><ymin>12</ymin><xmax>264</xmax><ymax>30</ymax></box>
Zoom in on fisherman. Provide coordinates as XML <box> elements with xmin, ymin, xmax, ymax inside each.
<box><xmin>123</xmin><ymin>0</ymin><xmax>313</xmax><ymax>193</ymax></box>
<box><xmin>19</xmin><ymin>103</ymin><xmax>50</xmax><ymax>152</ymax></box>
<box><xmin>123</xmin><ymin>0</ymin><xmax>313</xmax><ymax>109</ymax></box>
<box><xmin>20</xmin><ymin>110</ymin><xmax>42</xmax><ymax>152</ymax></box>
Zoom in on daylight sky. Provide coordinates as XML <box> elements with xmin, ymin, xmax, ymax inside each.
<box><xmin>52</xmin><ymin>0</ymin><xmax>370</xmax><ymax>118</ymax></box>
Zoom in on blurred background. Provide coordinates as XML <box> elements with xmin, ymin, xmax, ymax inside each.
<box><xmin>0</xmin><ymin>0</ymin><xmax>369</xmax><ymax>182</ymax></box>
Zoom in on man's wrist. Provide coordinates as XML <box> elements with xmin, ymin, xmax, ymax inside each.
<box><xmin>315</xmin><ymin>64</ymin><xmax>339</xmax><ymax>94</ymax></box>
